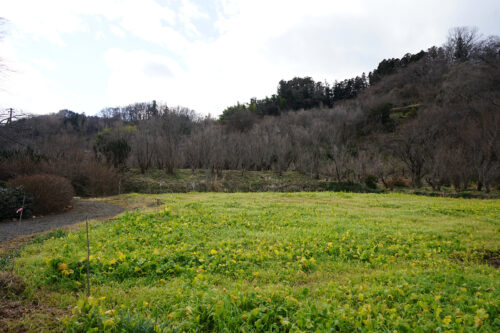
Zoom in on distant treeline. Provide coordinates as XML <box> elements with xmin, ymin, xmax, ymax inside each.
<box><xmin>1</xmin><ymin>27</ymin><xmax>499</xmax><ymax>195</ymax></box>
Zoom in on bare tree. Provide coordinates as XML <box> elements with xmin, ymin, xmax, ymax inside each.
<box><xmin>271</xmin><ymin>129</ymin><xmax>292</xmax><ymax>176</ymax></box>
<box><xmin>444</xmin><ymin>26</ymin><xmax>481</xmax><ymax>62</ymax></box>
<box><xmin>463</xmin><ymin>111</ymin><xmax>500</xmax><ymax>192</ymax></box>
<box><xmin>132</xmin><ymin>122</ymin><xmax>154</xmax><ymax>173</ymax></box>
<box><xmin>391</xmin><ymin>112</ymin><xmax>439</xmax><ymax>187</ymax></box>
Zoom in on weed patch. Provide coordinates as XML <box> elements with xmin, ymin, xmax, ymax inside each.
<box><xmin>11</xmin><ymin>192</ymin><xmax>500</xmax><ymax>331</ymax></box>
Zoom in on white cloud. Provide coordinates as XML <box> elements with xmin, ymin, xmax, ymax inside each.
<box><xmin>109</xmin><ymin>24</ymin><xmax>126</xmax><ymax>38</ymax></box>
<box><xmin>103</xmin><ymin>48</ymin><xmax>184</xmax><ymax>107</ymax></box>
<box><xmin>0</xmin><ymin>0</ymin><xmax>88</xmax><ymax>46</ymax></box>
<box><xmin>0</xmin><ymin>40</ymin><xmax>80</xmax><ymax>113</ymax></box>
<box><xmin>178</xmin><ymin>0</ymin><xmax>209</xmax><ymax>37</ymax></box>
<box><xmin>0</xmin><ymin>0</ymin><xmax>499</xmax><ymax>115</ymax></box>
<box><xmin>31</xmin><ymin>58</ymin><xmax>57</xmax><ymax>71</ymax></box>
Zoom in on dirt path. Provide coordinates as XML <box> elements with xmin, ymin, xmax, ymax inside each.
<box><xmin>0</xmin><ymin>201</ymin><xmax>124</xmax><ymax>243</ymax></box>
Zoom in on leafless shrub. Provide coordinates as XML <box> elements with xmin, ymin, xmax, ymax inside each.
<box><xmin>7</xmin><ymin>174</ymin><xmax>74</xmax><ymax>214</ymax></box>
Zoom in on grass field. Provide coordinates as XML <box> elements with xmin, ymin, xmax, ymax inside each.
<box><xmin>12</xmin><ymin>192</ymin><xmax>500</xmax><ymax>331</ymax></box>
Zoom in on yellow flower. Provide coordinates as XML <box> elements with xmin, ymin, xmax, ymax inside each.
<box><xmin>210</xmin><ymin>249</ymin><xmax>218</xmax><ymax>255</ymax></box>
<box><xmin>58</xmin><ymin>263</ymin><xmax>67</xmax><ymax>271</ymax></box>
<box><xmin>474</xmin><ymin>308</ymin><xmax>488</xmax><ymax>327</ymax></box>
<box><xmin>118</xmin><ymin>251</ymin><xmax>126</xmax><ymax>261</ymax></box>
<box><xmin>103</xmin><ymin>319</ymin><xmax>114</xmax><ymax>327</ymax></box>
<box><xmin>442</xmin><ymin>315</ymin><xmax>452</xmax><ymax>325</ymax></box>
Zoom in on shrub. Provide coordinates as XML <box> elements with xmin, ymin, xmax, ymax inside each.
<box><xmin>42</xmin><ymin>155</ymin><xmax>120</xmax><ymax>197</ymax></box>
<box><xmin>364</xmin><ymin>174</ymin><xmax>378</xmax><ymax>189</ymax></box>
<box><xmin>0</xmin><ymin>148</ymin><xmax>43</xmax><ymax>183</ymax></box>
<box><xmin>7</xmin><ymin>174</ymin><xmax>74</xmax><ymax>215</ymax></box>
<box><xmin>0</xmin><ymin>187</ymin><xmax>33</xmax><ymax>221</ymax></box>
<box><xmin>1</xmin><ymin>150</ymin><xmax>120</xmax><ymax>197</ymax></box>
<box><xmin>387</xmin><ymin>177</ymin><xmax>409</xmax><ymax>188</ymax></box>
<box><xmin>321</xmin><ymin>181</ymin><xmax>366</xmax><ymax>192</ymax></box>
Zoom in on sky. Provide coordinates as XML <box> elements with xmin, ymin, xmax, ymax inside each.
<box><xmin>0</xmin><ymin>0</ymin><xmax>499</xmax><ymax>117</ymax></box>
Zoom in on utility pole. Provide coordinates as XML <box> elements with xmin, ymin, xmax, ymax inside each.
<box><xmin>1</xmin><ymin>107</ymin><xmax>14</xmax><ymax>125</ymax></box>
<box><xmin>7</xmin><ymin>107</ymin><xmax>13</xmax><ymax>124</ymax></box>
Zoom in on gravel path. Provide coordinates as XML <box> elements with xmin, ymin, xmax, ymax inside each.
<box><xmin>0</xmin><ymin>201</ymin><xmax>124</xmax><ymax>243</ymax></box>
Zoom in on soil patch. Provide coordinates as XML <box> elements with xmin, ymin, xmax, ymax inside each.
<box><xmin>0</xmin><ymin>271</ymin><xmax>25</xmax><ymax>297</ymax></box>
<box><xmin>483</xmin><ymin>250</ymin><xmax>500</xmax><ymax>268</ymax></box>
<box><xmin>0</xmin><ymin>272</ymin><xmax>61</xmax><ymax>333</ymax></box>
<box><xmin>450</xmin><ymin>249</ymin><xmax>500</xmax><ymax>269</ymax></box>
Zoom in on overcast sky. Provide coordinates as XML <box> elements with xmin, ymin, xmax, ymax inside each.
<box><xmin>0</xmin><ymin>0</ymin><xmax>499</xmax><ymax>116</ymax></box>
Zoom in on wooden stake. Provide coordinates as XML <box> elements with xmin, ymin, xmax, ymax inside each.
<box><xmin>19</xmin><ymin>194</ymin><xmax>25</xmax><ymax>223</ymax></box>
<box><xmin>86</xmin><ymin>216</ymin><xmax>91</xmax><ymax>297</ymax></box>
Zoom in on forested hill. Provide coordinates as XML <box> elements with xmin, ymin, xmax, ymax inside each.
<box><xmin>219</xmin><ymin>28</ymin><xmax>497</xmax><ymax>129</ymax></box>
<box><xmin>1</xmin><ymin>27</ymin><xmax>499</xmax><ymax>196</ymax></box>
<box><xmin>218</xmin><ymin>49</ymin><xmax>426</xmax><ymax>124</ymax></box>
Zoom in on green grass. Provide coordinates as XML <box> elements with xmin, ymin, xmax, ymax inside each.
<box><xmin>14</xmin><ymin>192</ymin><xmax>500</xmax><ymax>332</ymax></box>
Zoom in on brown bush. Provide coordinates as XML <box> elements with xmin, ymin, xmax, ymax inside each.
<box><xmin>41</xmin><ymin>153</ymin><xmax>120</xmax><ymax>197</ymax></box>
<box><xmin>83</xmin><ymin>160</ymin><xmax>120</xmax><ymax>196</ymax></box>
<box><xmin>7</xmin><ymin>174</ymin><xmax>74</xmax><ymax>215</ymax></box>
<box><xmin>386</xmin><ymin>177</ymin><xmax>410</xmax><ymax>189</ymax></box>
<box><xmin>0</xmin><ymin>154</ymin><xmax>41</xmax><ymax>184</ymax></box>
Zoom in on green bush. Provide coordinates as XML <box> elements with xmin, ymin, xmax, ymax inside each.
<box><xmin>364</xmin><ymin>174</ymin><xmax>378</xmax><ymax>189</ymax></box>
<box><xmin>7</xmin><ymin>174</ymin><xmax>74</xmax><ymax>215</ymax></box>
<box><xmin>0</xmin><ymin>186</ymin><xmax>33</xmax><ymax>221</ymax></box>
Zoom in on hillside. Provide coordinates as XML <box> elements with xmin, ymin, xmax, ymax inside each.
<box><xmin>0</xmin><ymin>27</ymin><xmax>499</xmax><ymax>198</ymax></box>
